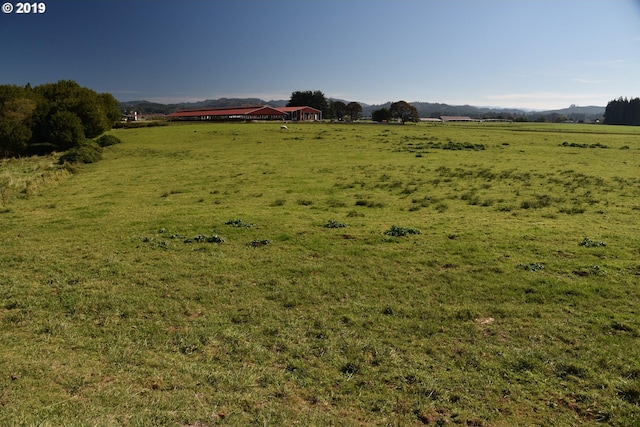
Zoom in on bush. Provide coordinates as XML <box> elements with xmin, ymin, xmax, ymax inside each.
<box><xmin>47</xmin><ymin>110</ymin><xmax>86</xmax><ymax>151</ymax></box>
<box><xmin>95</xmin><ymin>134</ymin><xmax>122</xmax><ymax>147</ymax></box>
<box><xmin>58</xmin><ymin>141</ymin><xmax>103</xmax><ymax>164</ymax></box>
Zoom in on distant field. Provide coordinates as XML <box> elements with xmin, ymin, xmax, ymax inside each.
<box><xmin>1</xmin><ymin>121</ymin><xmax>640</xmax><ymax>426</ymax></box>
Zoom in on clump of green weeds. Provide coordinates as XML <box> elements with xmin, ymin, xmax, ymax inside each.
<box><xmin>560</xmin><ymin>141</ymin><xmax>608</xmax><ymax>149</ymax></box>
<box><xmin>184</xmin><ymin>234</ymin><xmax>225</xmax><ymax>244</ymax></box>
<box><xmin>385</xmin><ymin>225</ymin><xmax>421</xmax><ymax>237</ymax></box>
<box><xmin>573</xmin><ymin>265</ymin><xmax>605</xmax><ymax>276</ymax></box>
<box><xmin>136</xmin><ymin>236</ymin><xmax>170</xmax><ymax>249</ymax></box>
<box><xmin>355</xmin><ymin>199</ymin><xmax>384</xmax><ymax>208</ymax></box>
<box><xmin>579</xmin><ymin>237</ymin><xmax>606</xmax><ymax>247</ymax></box>
<box><xmin>324</xmin><ymin>219</ymin><xmax>346</xmax><ymax>228</ymax></box>
<box><xmin>225</xmin><ymin>218</ymin><xmax>254</xmax><ymax>228</ymax></box>
<box><xmin>270</xmin><ymin>198</ymin><xmax>286</xmax><ymax>206</ymax></box>
<box><xmin>520</xmin><ymin>194</ymin><xmax>552</xmax><ymax>209</ymax></box>
<box><xmin>559</xmin><ymin>205</ymin><xmax>586</xmax><ymax>214</ymax></box>
<box><xmin>517</xmin><ymin>262</ymin><xmax>545</xmax><ymax>272</ymax></box>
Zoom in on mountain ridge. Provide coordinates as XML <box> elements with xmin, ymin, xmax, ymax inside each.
<box><xmin>120</xmin><ymin>98</ymin><xmax>605</xmax><ymax>121</ymax></box>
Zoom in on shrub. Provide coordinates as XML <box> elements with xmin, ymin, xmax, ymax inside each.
<box><xmin>58</xmin><ymin>141</ymin><xmax>103</xmax><ymax>164</ymax></box>
<box><xmin>95</xmin><ymin>134</ymin><xmax>122</xmax><ymax>147</ymax></box>
<box><xmin>47</xmin><ymin>110</ymin><xmax>86</xmax><ymax>151</ymax></box>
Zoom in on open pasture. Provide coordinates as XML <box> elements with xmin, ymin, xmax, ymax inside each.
<box><xmin>1</xmin><ymin>121</ymin><xmax>640</xmax><ymax>426</ymax></box>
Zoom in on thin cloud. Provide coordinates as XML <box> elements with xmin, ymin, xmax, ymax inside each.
<box><xmin>572</xmin><ymin>78</ymin><xmax>601</xmax><ymax>84</ymax></box>
<box><xmin>485</xmin><ymin>92</ymin><xmax>610</xmax><ymax>109</ymax></box>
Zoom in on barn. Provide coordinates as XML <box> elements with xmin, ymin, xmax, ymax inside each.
<box><xmin>276</xmin><ymin>106</ymin><xmax>322</xmax><ymax>121</ymax></box>
<box><xmin>166</xmin><ymin>105</ymin><xmax>322</xmax><ymax>122</ymax></box>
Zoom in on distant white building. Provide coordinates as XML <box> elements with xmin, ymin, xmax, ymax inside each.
<box><xmin>121</xmin><ymin>111</ymin><xmax>138</xmax><ymax>122</ymax></box>
<box><xmin>440</xmin><ymin>116</ymin><xmax>474</xmax><ymax>122</ymax></box>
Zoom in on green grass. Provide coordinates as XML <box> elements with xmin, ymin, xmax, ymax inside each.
<box><xmin>2</xmin><ymin>121</ymin><xmax>640</xmax><ymax>426</ymax></box>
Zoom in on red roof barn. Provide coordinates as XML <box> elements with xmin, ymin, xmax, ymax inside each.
<box><xmin>166</xmin><ymin>105</ymin><xmax>322</xmax><ymax>122</ymax></box>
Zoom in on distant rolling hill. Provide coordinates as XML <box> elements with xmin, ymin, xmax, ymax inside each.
<box><xmin>120</xmin><ymin>98</ymin><xmax>605</xmax><ymax>121</ymax></box>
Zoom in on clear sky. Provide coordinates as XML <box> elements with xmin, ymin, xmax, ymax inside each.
<box><xmin>1</xmin><ymin>0</ymin><xmax>639</xmax><ymax>109</ymax></box>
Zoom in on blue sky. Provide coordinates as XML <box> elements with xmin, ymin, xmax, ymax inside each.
<box><xmin>1</xmin><ymin>0</ymin><xmax>639</xmax><ymax>109</ymax></box>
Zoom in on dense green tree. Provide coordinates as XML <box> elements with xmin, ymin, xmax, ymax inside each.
<box><xmin>604</xmin><ymin>97</ymin><xmax>640</xmax><ymax>126</ymax></box>
<box><xmin>34</xmin><ymin>80</ymin><xmax>113</xmax><ymax>138</ymax></box>
<box><xmin>347</xmin><ymin>102</ymin><xmax>362</xmax><ymax>121</ymax></box>
<box><xmin>1</xmin><ymin>97</ymin><xmax>37</xmax><ymax>125</ymax></box>
<box><xmin>0</xmin><ymin>120</ymin><xmax>31</xmax><ymax>157</ymax></box>
<box><xmin>287</xmin><ymin>90</ymin><xmax>329</xmax><ymax>116</ymax></box>
<box><xmin>329</xmin><ymin>100</ymin><xmax>347</xmax><ymax>120</ymax></box>
<box><xmin>46</xmin><ymin>110</ymin><xmax>85</xmax><ymax>150</ymax></box>
<box><xmin>99</xmin><ymin>93</ymin><xmax>121</xmax><ymax>125</ymax></box>
<box><xmin>390</xmin><ymin>101</ymin><xmax>419</xmax><ymax>124</ymax></box>
<box><xmin>372</xmin><ymin>107</ymin><xmax>391</xmax><ymax>122</ymax></box>
<box><xmin>0</xmin><ymin>80</ymin><xmax>121</xmax><ymax>157</ymax></box>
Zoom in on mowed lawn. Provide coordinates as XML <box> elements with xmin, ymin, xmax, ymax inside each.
<box><xmin>1</xmin><ymin>121</ymin><xmax>640</xmax><ymax>426</ymax></box>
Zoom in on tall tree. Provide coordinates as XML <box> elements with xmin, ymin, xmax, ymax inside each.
<box><xmin>390</xmin><ymin>101</ymin><xmax>419</xmax><ymax>124</ymax></box>
<box><xmin>329</xmin><ymin>101</ymin><xmax>347</xmax><ymax>120</ymax></box>
<box><xmin>347</xmin><ymin>102</ymin><xmax>362</xmax><ymax>121</ymax></box>
<box><xmin>287</xmin><ymin>90</ymin><xmax>328</xmax><ymax>116</ymax></box>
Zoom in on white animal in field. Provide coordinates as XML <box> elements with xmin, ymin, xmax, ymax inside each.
<box><xmin>280</xmin><ymin>125</ymin><xmax>289</xmax><ymax>131</ymax></box>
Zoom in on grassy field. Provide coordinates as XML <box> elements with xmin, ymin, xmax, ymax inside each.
<box><xmin>1</xmin><ymin>121</ymin><xmax>640</xmax><ymax>426</ymax></box>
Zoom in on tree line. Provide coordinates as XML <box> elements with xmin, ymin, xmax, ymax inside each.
<box><xmin>287</xmin><ymin>90</ymin><xmax>419</xmax><ymax>124</ymax></box>
<box><xmin>604</xmin><ymin>97</ymin><xmax>640</xmax><ymax>126</ymax></box>
<box><xmin>0</xmin><ymin>80</ymin><xmax>120</xmax><ymax>158</ymax></box>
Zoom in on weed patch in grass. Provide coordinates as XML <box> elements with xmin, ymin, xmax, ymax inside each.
<box><xmin>184</xmin><ymin>234</ymin><xmax>225</xmax><ymax>244</ymax></box>
<box><xmin>225</xmin><ymin>218</ymin><xmax>254</xmax><ymax>228</ymax></box>
<box><xmin>517</xmin><ymin>262</ymin><xmax>545</xmax><ymax>271</ymax></box>
<box><xmin>247</xmin><ymin>239</ymin><xmax>270</xmax><ymax>247</ymax></box>
<box><xmin>324</xmin><ymin>219</ymin><xmax>346</xmax><ymax>228</ymax></box>
<box><xmin>384</xmin><ymin>225</ymin><xmax>421</xmax><ymax>237</ymax></box>
<box><xmin>270</xmin><ymin>198</ymin><xmax>287</xmax><ymax>206</ymax></box>
<box><xmin>579</xmin><ymin>237</ymin><xmax>606</xmax><ymax>247</ymax></box>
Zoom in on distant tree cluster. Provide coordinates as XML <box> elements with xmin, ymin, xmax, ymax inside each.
<box><xmin>0</xmin><ymin>80</ymin><xmax>120</xmax><ymax>158</ymax></box>
<box><xmin>288</xmin><ymin>91</ymin><xmax>364</xmax><ymax>121</ymax></box>
<box><xmin>327</xmin><ymin>100</ymin><xmax>363</xmax><ymax>121</ymax></box>
<box><xmin>604</xmin><ymin>97</ymin><xmax>640</xmax><ymax>126</ymax></box>
<box><xmin>372</xmin><ymin>101</ymin><xmax>419</xmax><ymax>124</ymax></box>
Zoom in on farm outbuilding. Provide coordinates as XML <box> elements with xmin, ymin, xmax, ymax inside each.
<box><xmin>275</xmin><ymin>106</ymin><xmax>322</xmax><ymax>121</ymax></box>
<box><xmin>166</xmin><ymin>105</ymin><xmax>322</xmax><ymax>122</ymax></box>
<box><xmin>440</xmin><ymin>116</ymin><xmax>474</xmax><ymax>122</ymax></box>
